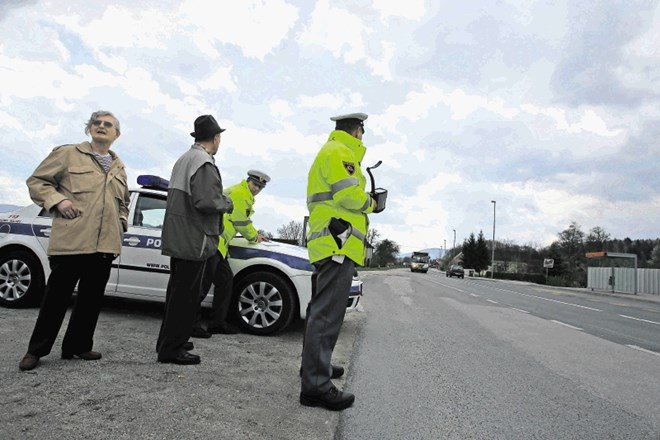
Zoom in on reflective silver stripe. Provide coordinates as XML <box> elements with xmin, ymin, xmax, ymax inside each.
<box><xmin>307</xmin><ymin>177</ymin><xmax>359</xmax><ymax>204</ymax></box>
<box><xmin>360</xmin><ymin>195</ymin><xmax>371</xmax><ymax>212</ymax></box>
<box><xmin>308</xmin><ymin>228</ymin><xmax>330</xmax><ymax>242</ymax></box>
<box><xmin>232</xmin><ymin>220</ymin><xmax>252</xmax><ymax>226</ymax></box>
<box><xmin>307</xmin><ymin>192</ymin><xmax>332</xmax><ymax>203</ymax></box>
<box><xmin>350</xmin><ymin>227</ymin><xmax>365</xmax><ymax>241</ymax></box>
<box><xmin>331</xmin><ymin>177</ymin><xmax>358</xmax><ymax>193</ymax></box>
<box><xmin>307</xmin><ymin>226</ymin><xmax>365</xmax><ymax>242</ymax></box>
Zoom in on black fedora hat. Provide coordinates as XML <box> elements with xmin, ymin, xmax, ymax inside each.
<box><xmin>190</xmin><ymin>115</ymin><xmax>226</xmax><ymax>138</ymax></box>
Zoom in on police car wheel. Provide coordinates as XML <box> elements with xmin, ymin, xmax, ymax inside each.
<box><xmin>0</xmin><ymin>250</ymin><xmax>45</xmax><ymax>308</ymax></box>
<box><xmin>232</xmin><ymin>272</ymin><xmax>296</xmax><ymax>335</ymax></box>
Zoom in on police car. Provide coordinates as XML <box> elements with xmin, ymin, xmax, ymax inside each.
<box><xmin>0</xmin><ymin>175</ymin><xmax>363</xmax><ymax>335</ymax></box>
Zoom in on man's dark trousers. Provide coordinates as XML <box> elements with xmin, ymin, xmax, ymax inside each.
<box><xmin>301</xmin><ymin>257</ymin><xmax>354</xmax><ymax>395</ymax></box>
<box><xmin>27</xmin><ymin>253</ymin><xmax>113</xmax><ymax>357</ymax></box>
<box><xmin>196</xmin><ymin>250</ymin><xmax>233</xmax><ymax>328</ymax></box>
<box><xmin>157</xmin><ymin>257</ymin><xmax>208</xmax><ymax>360</ymax></box>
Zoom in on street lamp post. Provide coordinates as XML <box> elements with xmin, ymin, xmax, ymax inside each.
<box><xmin>444</xmin><ymin>239</ymin><xmax>446</xmax><ymax>258</ymax></box>
<box><xmin>452</xmin><ymin>229</ymin><xmax>456</xmax><ymax>256</ymax></box>
<box><xmin>491</xmin><ymin>200</ymin><xmax>496</xmax><ymax>278</ymax></box>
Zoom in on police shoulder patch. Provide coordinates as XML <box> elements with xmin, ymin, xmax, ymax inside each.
<box><xmin>343</xmin><ymin>161</ymin><xmax>356</xmax><ymax>175</ymax></box>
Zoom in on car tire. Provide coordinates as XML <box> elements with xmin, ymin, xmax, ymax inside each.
<box><xmin>231</xmin><ymin>271</ymin><xmax>296</xmax><ymax>335</ymax></box>
<box><xmin>0</xmin><ymin>250</ymin><xmax>45</xmax><ymax>308</ymax></box>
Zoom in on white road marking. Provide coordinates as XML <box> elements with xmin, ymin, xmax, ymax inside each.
<box><xmin>424</xmin><ymin>278</ymin><xmax>467</xmax><ymax>293</ymax></box>
<box><xmin>469</xmin><ymin>293</ymin><xmax>479</xmax><ymax>297</ymax></box>
<box><xmin>626</xmin><ymin>345</ymin><xmax>660</xmax><ymax>357</ymax></box>
<box><xmin>486</xmin><ymin>299</ymin><xmax>498</xmax><ymax>304</ymax></box>
<box><xmin>510</xmin><ymin>307</ymin><xmax>530</xmax><ymax>314</ymax></box>
<box><xmin>550</xmin><ymin>320</ymin><xmax>582</xmax><ymax>330</ymax></box>
<box><xmin>492</xmin><ymin>287</ymin><xmax>602</xmax><ymax>312</ymax></box>
<box><xmin>619</xmin><ymin>315</ymin><xmax>660</xmax><ymax>326</ymax></box>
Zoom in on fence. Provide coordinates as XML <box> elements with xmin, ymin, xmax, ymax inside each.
<box><xmin>587</xmin><ymin>267</ymin><xmax>660</xmax><ymax>295</ymax></box>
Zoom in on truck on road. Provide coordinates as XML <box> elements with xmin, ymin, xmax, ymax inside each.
<box><xmin>410</xmin><ymin>251</ymin><xmax>430</xmax><ymax>273</ymax></box>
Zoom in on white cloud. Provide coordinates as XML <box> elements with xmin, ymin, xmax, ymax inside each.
<box><xmin>270</xmin><ymin>99</ymin><xmax>294</xmax><ymax>119</ymax></box>
<box><xmin>53</xmin><ymin>7</ymin><xmax>174</xmax><ymax>50</ymax></box>
<box><xmin>372</xmin><ymin>0</ymin><xmax>426</xmax><ymax>21</ymax></box>
<box><xmin>199</xmin><ymin>67</ymin><xmax>237</xmax><ymax>93</ymax></box>
<box><xmin>181</xmin><ymin>0</ymin><xmax>299</xmax><ymax>60</ymax></box>
<box><xmin>299</xmin><ymin>0</ymin><xmax>367</xmax><ymax>62</ymax></box>
<box><xmin>521</xmin><ymin>104</ymin><xmax>623</xmax><ymax>137</ymax></box>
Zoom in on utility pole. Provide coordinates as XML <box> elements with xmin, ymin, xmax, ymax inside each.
<box><xmin>491</xmin><ymin>200</ymin><xmax>496</xmax><ymax>278</ymax></box>
<box><xmin>452</xmin><ymin>229</ymin><xmax>456</xmax><ymax>256</ymax></box>
<box><xmin>444</xmin><ymin>239</ymin><xmax>446</xmax><ymax>259</ymax></box>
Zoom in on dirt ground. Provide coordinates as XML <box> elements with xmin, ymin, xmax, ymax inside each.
<box><xmin>0</xmin><ymin>297</ymin><xmax>364</xmax><ymax>440</ymax></box>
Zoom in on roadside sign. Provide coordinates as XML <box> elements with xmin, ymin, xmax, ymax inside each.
<box><xmin>543</xmin><ymin>258</ymin><xmax>554</xmax><ymax>268</ymax></box>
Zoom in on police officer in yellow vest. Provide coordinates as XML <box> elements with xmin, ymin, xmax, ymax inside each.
<box><xmin>194</xmin><ymin>170</ymin><xmax>271</xmax><ymax>337</ymax></box>
<box><xmin>300</xmin><ymin>112</ymin><xmax>381</xmax><ymax>411</ymax></box>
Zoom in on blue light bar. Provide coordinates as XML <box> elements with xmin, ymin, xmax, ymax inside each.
<box><xmin>137</xmin><ymin>175</ymin><xmax>169</xmax><ymax>191</ymax></box>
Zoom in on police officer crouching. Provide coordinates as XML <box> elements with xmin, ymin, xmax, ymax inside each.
<box><xmin>193</xmin><ymin>169</ymin><xmax>271</xmax><ymax>337</ymax></box>
<box><xmin>300</xmin><ymin>112</ymin><xmax>383</xmax><ymax>410</ymax></box>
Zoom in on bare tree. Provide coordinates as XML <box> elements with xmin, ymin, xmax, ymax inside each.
<box><xmin>258</xmin><ymin>229</ymin><xmax>274</xmax><ymax>240</ymax></box>
<box><xmin>276</xmin><ymin>220</ymin><xmax>304</xmax><ymax>245</ymax></box>
<box><xmin>585</xmin><ymin>226</ymin><xmax>610</xmax><ymax>252</ymax></box>
<box><xmin>367</xmin><ymin>228</ymin><xmax>381</xmax><ymax>247</ymax></box>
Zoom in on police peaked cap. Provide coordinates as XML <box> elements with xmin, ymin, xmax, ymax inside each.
<box><xmin>330</xmin><ymin>112</ymin><xmax>368</xmax><ymax>122</ymax></box>
<box><xmin>247</xmin><ymin>169</ymin><xmax>270</xmax><ymax>188</ymax></box>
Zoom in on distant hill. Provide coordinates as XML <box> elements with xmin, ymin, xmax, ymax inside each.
<box><xmin>399</xmin><ymin>248</ymin><xmax>445</xmax><ymax>260</ymax></box>
<box><xmin>0</xmin><ymin>204</ymin><xmax>20</xmax><ymax>213</ymax></box>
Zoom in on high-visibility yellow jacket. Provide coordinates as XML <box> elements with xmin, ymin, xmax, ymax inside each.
<box><xmin>218</xmin><ymin>179</ymin><xmax>260</xmax><ymax>257</ymax></box>
<box><xmin>306</xmin><ymin>130</ymin><xmax>374</xmax><ymax>265</ymax></box>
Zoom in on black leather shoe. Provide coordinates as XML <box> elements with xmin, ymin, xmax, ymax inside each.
<box><xmin>191</xmin><ymin>327</ymin><xmax>212</xmax><ymax>338</ymax></box>
<box><xmin>19</xmin><ymin>353</ymin><xmax>40</xmax><ymax>371</ymax></box>
<box><xmin>183</xmin><ymin>341</ymin><xmax>194</xmax><ymax>351</ymax></box>
<box><xmin>208</xmin><ymin>323</ymin><xmax>239</xmax><ymax>334</ymax></box>
<box><xmin>299</xmin><ymin>364</ymin><xmax>344</xmax><ymax>379</ymax></box>
<box><xmin>300</xmin><ymin>386</ymin><xmax>355</xmax><ymax>411</ymax></box>
<box><xmin>159</xmin><ymin>351</ymin><xmax>200</xmax><ymax>365</ymax></box>
<box><xmin>62</xmin><ymin>351</ymin><xmax>102</xmax><ymax>360</ymax></box>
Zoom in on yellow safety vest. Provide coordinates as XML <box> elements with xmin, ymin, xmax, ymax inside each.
<box><xmin>306</xmin><ymin>130</ymin><xmax>374</xmax><ymax>265</ymax></box>
<box><xmin>218</xmin><ymin>180</ymin><xmax>259</xmax><ymax>257</ymax></box>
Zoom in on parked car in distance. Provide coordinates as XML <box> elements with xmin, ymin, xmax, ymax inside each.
<box><xmin>446</xmin><ymin>265</ymin><xmax>465</xmax><ymax>279</ymax></box>
<box><xmin>0</xmin><ymin>175</ymin><xmax>363</xmax><ymax>335</ymax></box>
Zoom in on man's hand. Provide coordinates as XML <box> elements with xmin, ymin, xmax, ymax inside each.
<box><xmin>56</xmin><ymin>199</ymin><xmax>80</xmax><ymax>219</ymax></box>
<box><xmin>256</xmin><ymin>233</ymin><xmax>269</xmax><ymax>243</ymax></box>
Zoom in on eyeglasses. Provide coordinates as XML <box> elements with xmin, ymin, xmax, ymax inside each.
<box><xmin>92</xmin><ymin>120</ymin><xmax>114</xmax><ymax>129</ymax></box>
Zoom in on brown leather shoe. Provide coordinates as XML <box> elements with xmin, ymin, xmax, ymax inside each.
<box><xmin>62</xmin><ymin>351</ymin><xmax>102</xmax><ymax>360</ymax></box>
<box><xmin>19</xmin><ymin>353</ymin><xmax>40</xmax><ymax>371</ymax></box>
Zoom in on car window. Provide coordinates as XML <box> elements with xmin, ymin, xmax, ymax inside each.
<box><xmin>133</xmin><ymin>194</ymin><xmax>166</xmax><ymax>229</ymax></box>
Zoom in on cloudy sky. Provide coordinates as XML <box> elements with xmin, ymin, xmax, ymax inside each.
<box><xmin>1</xmin><ymin>0</ymin><xmax>659</xmax><ymax>254</ymax></box>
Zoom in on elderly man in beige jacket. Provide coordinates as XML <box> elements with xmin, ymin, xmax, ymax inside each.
<box><xmin>19</xmin><ymin>110</ymin><xmax>130</xmax><ymax>371</ymax></box>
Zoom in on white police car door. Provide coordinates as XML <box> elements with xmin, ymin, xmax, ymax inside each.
<box><xmin>115</xmin><ymin>192</ymin><xmax>169</xmax><ymax>299</ymax></box>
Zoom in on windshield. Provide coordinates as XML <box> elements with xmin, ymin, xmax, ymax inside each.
<box><xmin>412</xmin><ymin>255</ymin><xmax>429</xmax><ymax>263</ymax></box>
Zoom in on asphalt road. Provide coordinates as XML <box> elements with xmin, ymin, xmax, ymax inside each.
<box><xmin>337</xmin><ymin>269</ymin><xmax>660</xmax><ymax>440</ymax></box>
<box><xmin>3</xmin><ymin>271</ymin><xmax>659</xmax><ymax>439</ymax></box>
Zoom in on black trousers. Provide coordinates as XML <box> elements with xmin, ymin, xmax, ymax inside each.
<box><xmin>157</xmin><ymin>257</ymin><xmax>208</xmax><ymax>360</ymax></box>
<box><xmin>26</xmin><ymin>253</ymin><xmax>114</xmax><ymax>357</ymax></box>
<box><xmin>196</xmin><ymin>250</ymin><xmax>234</xmax><ymax>328</ymax></box>
<box><xmin>301</xmin><ymin>257</ymin><xmax>354</xmax><ymax>394</ymax></box>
